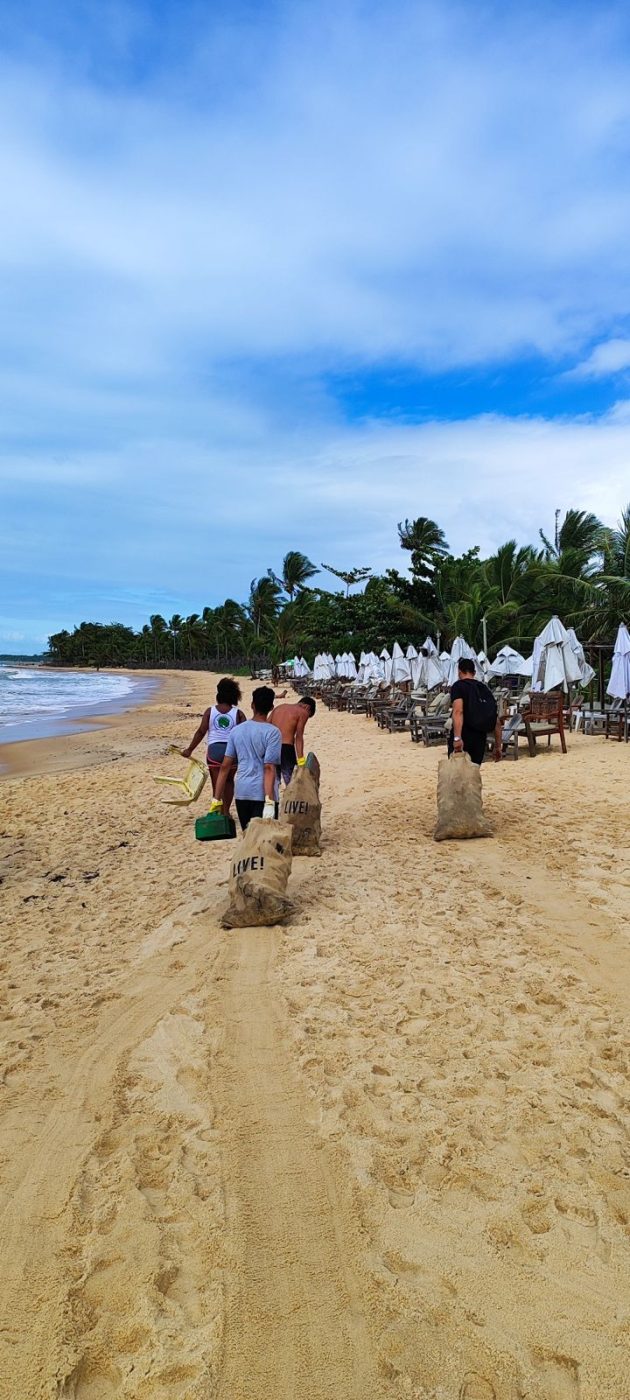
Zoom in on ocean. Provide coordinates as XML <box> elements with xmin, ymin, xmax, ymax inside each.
<box><xmin>0</xmin><ymin>665</ymin><xmax>150</xmax><ymax>745</ymax></box>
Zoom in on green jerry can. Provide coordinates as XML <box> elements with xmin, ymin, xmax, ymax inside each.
<box><xmin>195</xmin><ymin>810</ymin><xmax>237</xmax><ymax>841</ymax></box>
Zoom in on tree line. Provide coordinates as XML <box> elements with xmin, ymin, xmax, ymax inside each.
<box><xmin>46</xmin><ymin>508</ymin><xmax>630</xmax><ymax>670</ymax></box>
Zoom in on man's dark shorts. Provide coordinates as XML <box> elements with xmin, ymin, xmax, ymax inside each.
<box><xmin>235</xmin><ymin>799</ymin><xmax>279</xmax><ymax>831</ymax></box>
<box><xmin>447</xmin><ymin>731</ymin><xmax>486</xmax><ymax>766</ymax></box>
<box><xmin>277</xmin><ymin>743</ymin><xmax>297</xmax><ymax>786</ymax></box>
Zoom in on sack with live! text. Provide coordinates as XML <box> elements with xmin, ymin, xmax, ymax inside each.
<box><xmin>280</xmin><ymin>762</ymin><xmax>321</xmax><ymax>856</ymax></box>
<box><xmin>220</xmin><ymin>818</ymin><xmax>295</xmax><ymax>927</ymax></box>
<box><xmin>434</xmin><ymin>753</ymin><xmax>493</xmax><ymax>841</ymax></box>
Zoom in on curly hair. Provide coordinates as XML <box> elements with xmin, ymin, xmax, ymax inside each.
<box><xmin>216</xmin><ymin>677</ymin><xmax>242</xmax><ymax>706</ymax></box>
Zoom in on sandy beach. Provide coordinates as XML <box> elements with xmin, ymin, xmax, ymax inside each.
<box><xmin>1</xmin><ymin>669</ymin><xmax>629</xmax><ymax>1400</ymax></box>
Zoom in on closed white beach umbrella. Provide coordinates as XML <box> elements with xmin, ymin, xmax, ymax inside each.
<box><xmin>346</xmin><ymin>651</ymin><xmax>358</xmax><ymax>680</ymax></box>
<box><xmin>380</xmin><ymin>647</ymin><xmax>392</xmax><ymax>685</ymax></box>
<box><xmin>477</xmin><ymin>650</ymin><xmax>493</xmax><ymax>679</ymax></box>
<box><xmin>412</xmin><ymin>644</ymin><xmax>446</xmax><ymax>690</ymax></box>
<box><xmin>489</xmin><ymin>645</ymin><xmax>527</xmax><ymax>678</ymax></box>
<box><xmin>447</xmin><ymin>636</ymin><xmax>477</xmax><ymax>687</ymax></box>
<box><xmin>391</xmin><ymin>641</ymin><xmax>412</xmax><ymax>684</ymax></box>
<box><xmin>299</xmin><ymin>655</ymin><xmax>311</xmax><ymax>676</ymax></box>
<box><xmin>427</xmin><ymin>654</ymin><xmax>447</xmax><ymax>689</ymax></box>
<box><xmin>406</xmin><ymin>644</ymin><xmax>418</xmax><ymax>661</ymax></box>
<box><xmin>532</xmin><ymin>616</ymin><xmax>582</xmax><ymax>692</ymax></box>
<box><xmin>566</xmin><ymin>628</ymin><xmax>596</xmax><ymax>687</ymax></box>
<box><xmin>422</xmin><ymin>635</ymin><xmax>440</xmax><ymax>657</ymax></box>
<box><xmin>313</xmin><ymin>654</ymin><xmax>327</xmax><ymax>680</ymax></box>
<box><xmin>607</xmin><ymin>623</ymin><xmax>630</xmax><ymax>699</ymax></box>
<box><xmin>364</xmin><ymin>652</ymin><xmax>383</xmax><ymax>682</ymax></box>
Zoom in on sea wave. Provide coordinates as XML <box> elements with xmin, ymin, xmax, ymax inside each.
<box><xmin>0</xmin><ymin>667</ymin><xmax>137</xmax><ymax>728</ymax></box>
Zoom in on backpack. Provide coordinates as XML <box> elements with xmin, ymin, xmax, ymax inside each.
<box><xmin>464</xmin><ymin>680</ymin><xmax>498</xmax><ymax>734</ymax></box>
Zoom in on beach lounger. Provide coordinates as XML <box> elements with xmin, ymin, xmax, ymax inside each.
<box><xmin>153</xmin><ymin>748</ymin><xmax>208</xmax><ymax>805</ymax></box>
<box><xmin>383</xmin><ymin>696</ymin><xmax>415</xmax><ymax>732</ymax></box>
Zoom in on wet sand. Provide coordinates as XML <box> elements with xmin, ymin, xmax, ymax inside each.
<box><xmin>1</xmin><ymin>670</ymin><xmax>629</xmax><ymax>1399</ymax></box>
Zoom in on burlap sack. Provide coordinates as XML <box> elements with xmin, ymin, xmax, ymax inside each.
<box><xmin>434</xmin><ymin>753</ymin><xmax>494</xmax><ymax>841</ymax></box>
<box><xmin>280</xmin><ymin>763</ymin><xmax>322</xmax><ymax>856</ymax></box>
<box><xmin>220</xmin><ymin>818</ymin><xmax>295</xmax><ymax>927</ymax></box>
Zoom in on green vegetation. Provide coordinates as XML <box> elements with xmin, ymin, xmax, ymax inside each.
<box><xmin>46</xmin><ymin>512</ymin><xmax>630</xmax><ymax>669</ymax></box>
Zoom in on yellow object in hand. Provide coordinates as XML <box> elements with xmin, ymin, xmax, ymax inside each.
<box><xmin>208</xmin><ymin>798</ymin><xmax>223</xmax><ymax>813</ymax></box>
<box><xmin>297</xmin><ymin>756</ymin><xmax>306</xmax><ymax>766</ymax></box>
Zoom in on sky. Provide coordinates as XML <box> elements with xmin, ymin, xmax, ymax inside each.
<box><xmin>2</xmin><ymin>0</ymin><xmax>630</xmax><ymax>651</ymax></box>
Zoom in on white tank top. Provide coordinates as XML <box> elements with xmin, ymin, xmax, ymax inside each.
<box><xmin>208</xmin><ymin>705</ymin><xmax>239</xmax><ymax>747</ymax></box>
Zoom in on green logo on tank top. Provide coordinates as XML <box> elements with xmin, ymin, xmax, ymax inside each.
<box><xmin>217</xmin><ymin>715</ymin><xmax>231</xmax><ymax>729</ymax></box>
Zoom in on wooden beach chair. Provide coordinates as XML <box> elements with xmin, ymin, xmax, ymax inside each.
<box><xmin>521</xmin><ymin>692</ymin><xmax>567</xmax><ymax>756</ymax></box>
<box><xmin>495</xmin><ymin>710</ymin><xmax>523</xmax><ymax>760</ymax></box>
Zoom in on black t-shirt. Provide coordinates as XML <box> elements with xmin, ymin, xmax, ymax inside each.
<box><xmin>450</xmin><ymin>679</ymin><xmax>475</xmax><ymax>734</ymax></box>
<box><xmin>449</xmin><ymin>679</ymin><xmax>487</xmax><ymax>763</ymax></box>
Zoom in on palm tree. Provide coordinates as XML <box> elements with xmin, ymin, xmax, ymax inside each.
<box><xmin>603</xmin><ymin>503</ymin><xmax>630</xmax><ymax>580</ymax></box>
<box><xmin>539</xmin><ymin>509</ymin><xmax>605</xmax><ymax>577</ymax></box>
<box><xmin>181</xmin><ymin>613</ymin><xmax>206</xmax><ymax>662</ymax></box>
<box><xmin>248</xmin><ymin>573</ymin><xmax>282</xmax><ymax>637</ymax></box>
<box><xmin>168</xmin><ymin>614</ymin><xmax>183</xmax><ymax>663</ymax></box>
<box><xmin>277</xmin><ymin>550</ymin><xmax>318</xmax><ymax>600</ymax></box>
<box><xmin>398</xmin><ymin>517</ymin><xmax>449</xmax><ymax>579</ymax></box>
<box><xmin>140</xmin><ymin>624</ymin><xmax>152</xmax><ymax>664</ymax></box>
<box><xmin>149</xmin><ymin>613</ymin><xmax>168</xmax><ymax>663</ymax></box>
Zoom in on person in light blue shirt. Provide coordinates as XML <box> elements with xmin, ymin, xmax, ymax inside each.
<box><xmin>214</xmin><ymin>686</ymin><xmax>281</xmax><ymax>830</ymax></box>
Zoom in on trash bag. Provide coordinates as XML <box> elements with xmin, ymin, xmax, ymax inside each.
<box><xmin>280</xmin><ymin>761</ymin><xmax>321</xmax><ymax>856</ymax></box>
<box><xmin>434</xmin><ymin>753</ymin><xmax>493</xmax><ymax>841</ymax></box>
<box><xmin>220</xmin><ymin>818</ymin><xmax>295</xmax><ymax>927</ymax></box>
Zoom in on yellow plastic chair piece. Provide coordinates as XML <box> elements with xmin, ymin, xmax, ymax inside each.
<box><xmin>153</xmin><ymin>747</ymin><xmax>208</xmax><ymax>805</ymax></box>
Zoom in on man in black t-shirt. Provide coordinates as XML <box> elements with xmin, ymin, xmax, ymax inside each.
<box><xmin>448</xmin><ymin>657</ymin><xmax>502</xmax><ymax>765</ymax></box>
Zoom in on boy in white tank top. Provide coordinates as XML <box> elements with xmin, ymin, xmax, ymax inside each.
<box><xmin>182</xmin><ymin>677</ymin><xmax>246</xmax><ymax>815</ymax></box>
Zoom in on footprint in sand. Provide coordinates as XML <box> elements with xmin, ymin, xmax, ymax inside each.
<box><xmin>554</xmin><ymin>1192</ymin><xmax>599</xmax><ymax>1251</ymax></box>
<box><xmin>532</xmin><ymin>1352</ymin><xmax>580</xmax><ymax>1399</ymax></box>
<box><xmin>459</xmin><ymin>1375</ymin><xmax>496</xmax><ymax>1399</ymax></box>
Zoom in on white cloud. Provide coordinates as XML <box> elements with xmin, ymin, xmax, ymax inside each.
<box><xmin>1</xmin><ymin>401</ymin><xmax>628</xmax><ymax>612</ymax></box>
<box><xmin>1</xmin><ymin>0</ymin><xmax>630</xmax><ymax>646</ymax></box>
<box><xmin>2</xmin><ymin>2</ymin><xmax>630</xmax><ymax>378</ymax></box>
<box><xmin>568</xmin><ymin>338</ymin><xmax>630</xmax><ymax>378</ymax></box>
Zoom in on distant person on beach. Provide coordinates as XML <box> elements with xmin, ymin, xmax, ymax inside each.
<box><xmin>270</xmin><ymin>695</ymin><xmax>316</xmax><ymax>786</ymax></box>
<box><xmin>449</xmin><ymin>659</ymin><xmax>502</xmax><ymax>765</ymax></box>
<box><xmin>213</xmin><ymin>685</ymin><xmax>281</xmax><ymax>830</ymax></box>
<box><xmin>182</xmin><ymin>678</ymin><xmax>246</xmax><ymax>815</ymax></box>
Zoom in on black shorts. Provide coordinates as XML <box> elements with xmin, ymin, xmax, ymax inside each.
<box><xmin>235</xmin><ymin>799</ymin><xmax>279</xmax><ymax>831</ymax></box>
<box><xmin>447</xmin><ymin>730</ymin><xmax>486</xmax><ymax>766</ymax></box>
<box><xmin>277</xmin><ymin>743</ymin><xmax>297</xmax><ymax>786</ymax></box>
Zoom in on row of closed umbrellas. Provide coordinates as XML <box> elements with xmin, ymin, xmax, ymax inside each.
<box><xmin>289</xmin><ymin>619</ymin><xmax>629</xmax><ymax>698</ymax></box>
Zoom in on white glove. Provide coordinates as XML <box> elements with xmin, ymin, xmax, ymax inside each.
<box><xmin>262</xmin><ymin>798</ymin><xmax>276</xmax><ymax>820</ymax></box>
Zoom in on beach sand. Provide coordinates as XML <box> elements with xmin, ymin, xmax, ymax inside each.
<box><xmin>1</xmin><ymin>671</ymin><xmax>629</xmax><ymax>1400</ymax></box>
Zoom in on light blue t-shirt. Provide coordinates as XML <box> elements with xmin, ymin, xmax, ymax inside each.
<box><xmin>225</xmin><ymin>719</ymin><xmax>281</xmax><ymax>801</ymax></box>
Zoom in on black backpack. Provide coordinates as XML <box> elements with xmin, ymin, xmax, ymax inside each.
<box><xmin>465</xmin><ymin>680</ymin><xmax>498</xmax><ymax>734</ymax></box>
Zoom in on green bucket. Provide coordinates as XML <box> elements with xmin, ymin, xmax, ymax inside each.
<box><xmin>195</xmin><ymin>810</ymin><xmax>236</xmax><ymax>841</ymax></box>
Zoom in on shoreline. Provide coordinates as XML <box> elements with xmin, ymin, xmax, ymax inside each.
<box><xmin>0</xmin><ymin>670</ymin><xmax>182</xmax><ymax>778</ymax></box>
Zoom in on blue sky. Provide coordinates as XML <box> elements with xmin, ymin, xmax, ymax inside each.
<box><xmin>2</xmin><ymin>0</ymin><xmax>630</xmax><ymax>650</ymax></box>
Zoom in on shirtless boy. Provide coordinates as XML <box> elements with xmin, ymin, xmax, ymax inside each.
<box><xmin>270</xmin><ymin>695</ymin><xmax>316</xmax><ymax>786</ymax></box>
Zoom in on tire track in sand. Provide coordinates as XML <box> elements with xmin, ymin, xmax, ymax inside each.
<box><xmin>214</xmin><ymin>927</ymin><xmax>382</xmax><ymax>1400</ymax></box>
